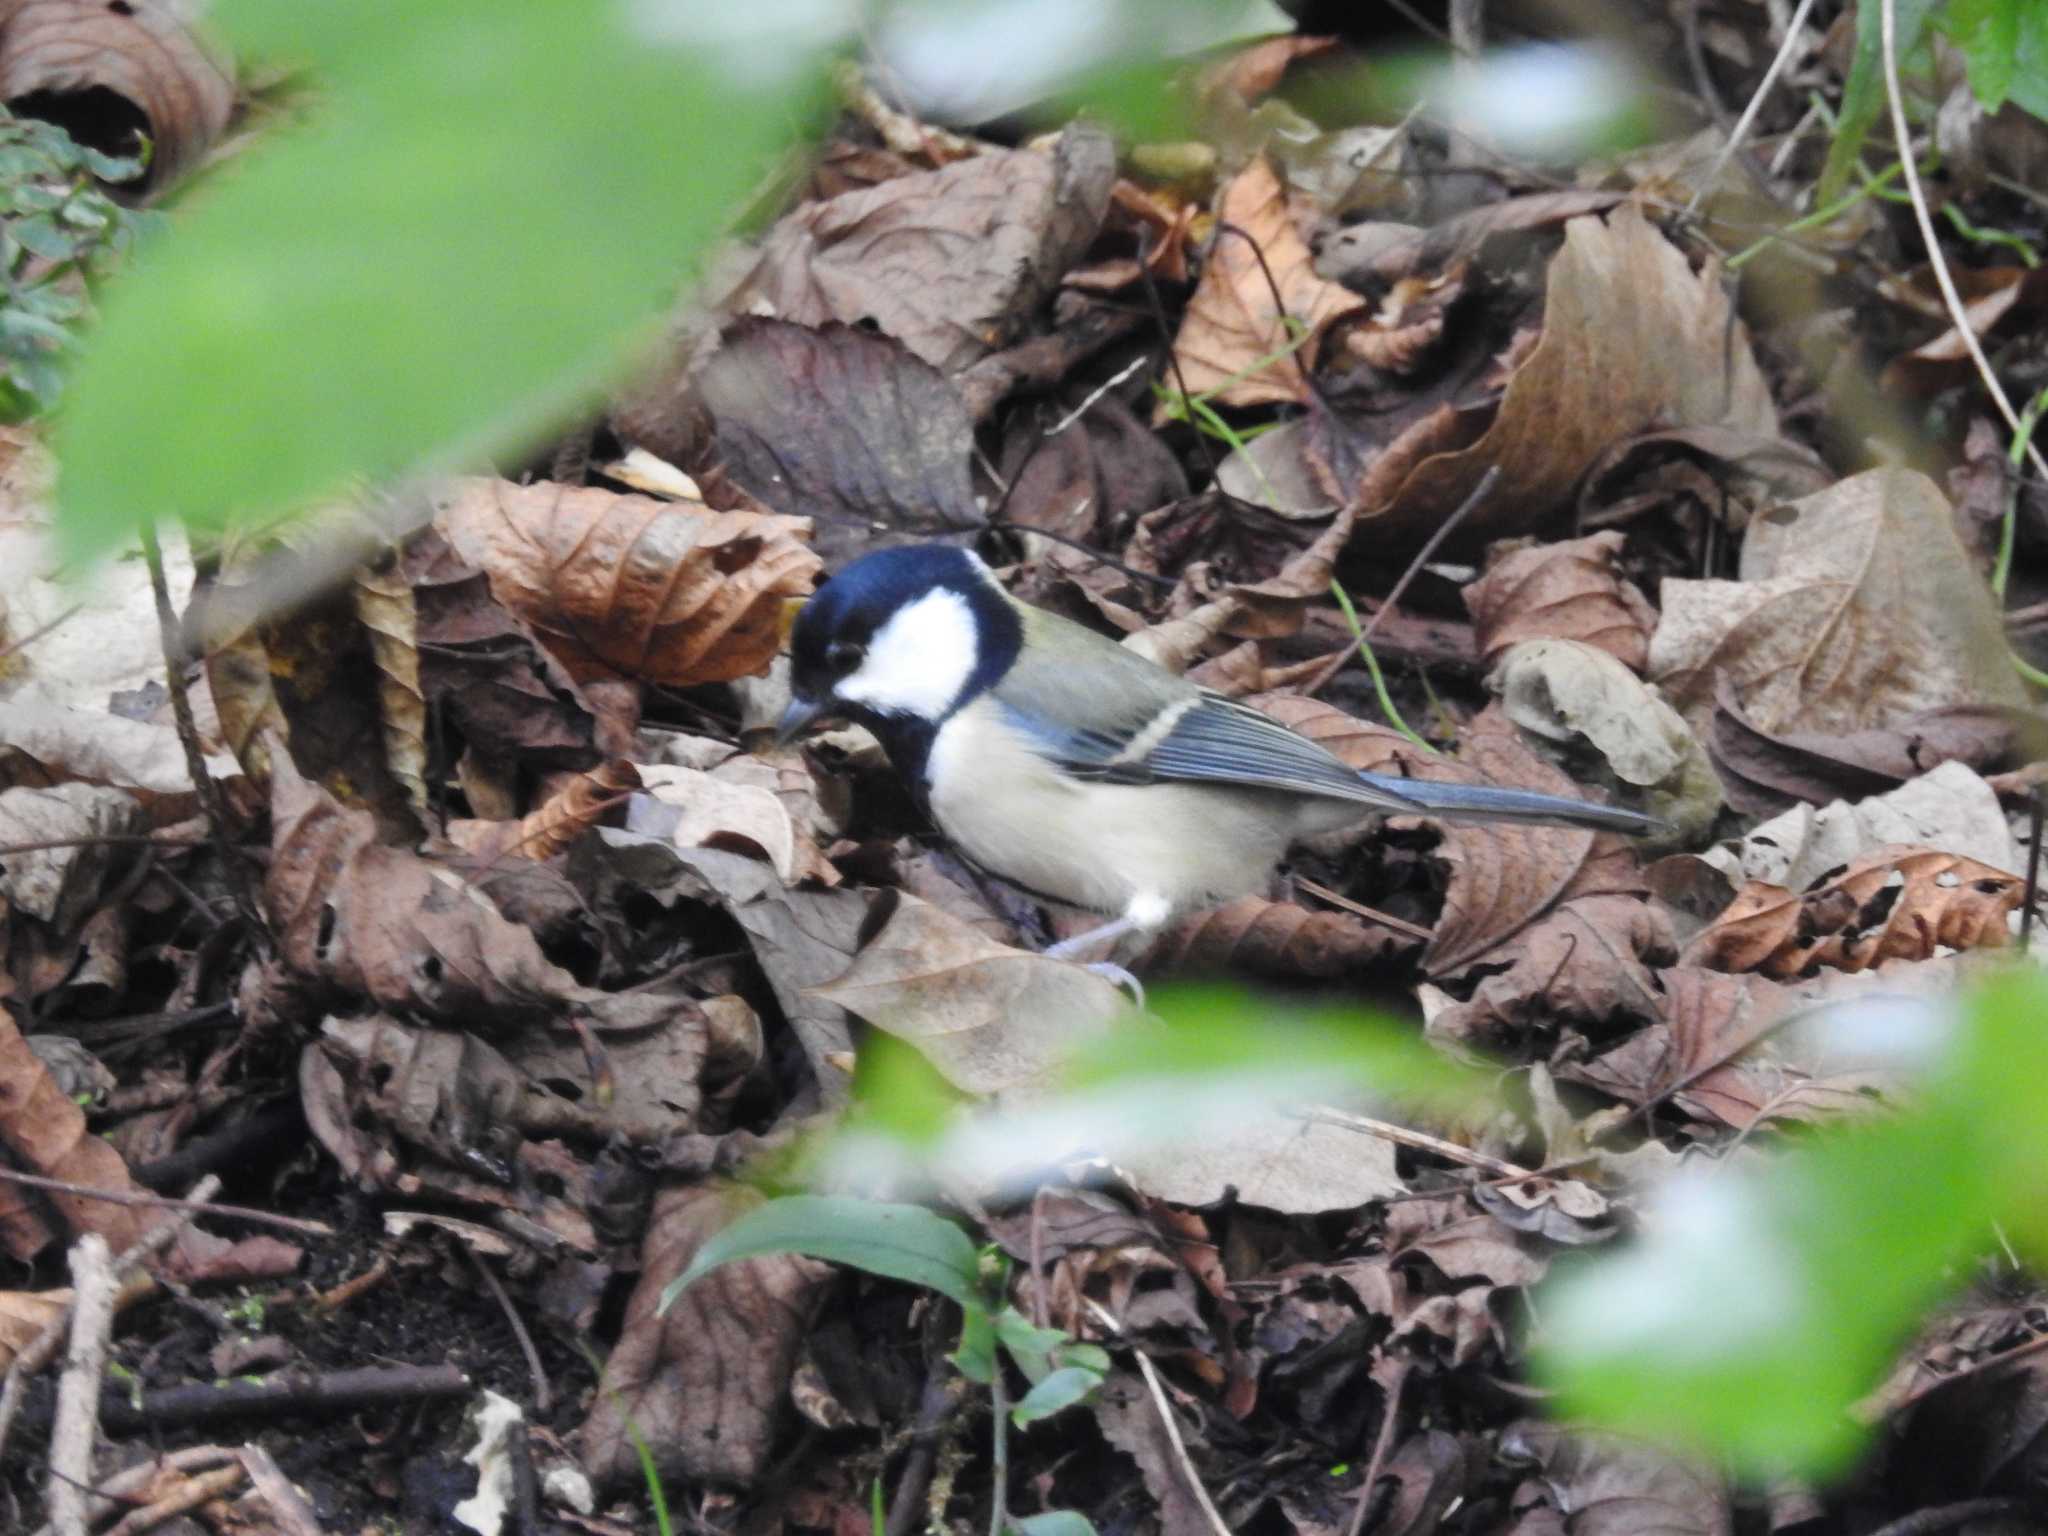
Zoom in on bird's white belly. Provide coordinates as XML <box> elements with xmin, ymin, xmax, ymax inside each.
<box><xmin>924</xmin><ymin>705</ymin><xmax>1312</xmax><ymax>919</ymax></box>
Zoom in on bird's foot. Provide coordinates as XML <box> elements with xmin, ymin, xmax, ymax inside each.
<box><xmin>1084</xmin><ymin>961</ymin><xmax>1145</xmax><ymax>1009</ymax></box>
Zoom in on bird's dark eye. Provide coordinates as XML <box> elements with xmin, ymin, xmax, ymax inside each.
<box><xmin>826</xmin><ymin>640</ymin><xmax>864</xmax><ymax>677</ymax></box>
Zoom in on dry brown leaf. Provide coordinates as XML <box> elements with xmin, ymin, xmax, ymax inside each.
<box><xmin>431</xmin><ymin>477</ymin><xmax>818</xmax><ymax>688</ymax></box>
<box><xmin>1423</xmin><ymin>895</ymin><xmax>1674</xmax><ymax>1056</ymax></box>
<box><xmin>1707</xmin><ymin>683</ymin><xmax>2032</xmax><ymax>817</ymax></box>
<box><xmin>729</xmin><ymin>124</ymin><xmax>1114</xmax><ymax>375</ymax></box>
<box><xmin>0</xmin><ymin>0</ymin><xmax>234</xmax><ymax>188</ymax></box>
<box><xmin>581</xmin><ymin>1183</ymin><xmax>831</xmax><ymax>1489</ymax></box>
<box><xmin>397</xmin><ymin>526</ymin><xmax>600</xmax><ymax>774</ymax></box>
<box><xmin>1355</xmin><ymin>205</ymin><xmax>1779</xmax><ymax>545</ymax></box>
<box><xmin>810</xmin><ymin>893</ymin><xmax>1127</xmax><ymax>1095</ymax></box>
<box><xmin>445</xmin><ymin>760</ymin><xmax>640</xmax><ymax>864</ymax></box>
<box><xmin>1650</xmin><ymin>468</ymin><xmax>2028</xmax><ymax>736</ymax></box>
<box><xmin>1683</xmin><ymin>847</ymin><xmax>2024</xmax><ymax>978</ymax></box>
<box><xmin>1464</xmin><ymin>531</ymin><xmax>1657</xmax><ymax>672</ymax></box>
<box><xmin>1500</xmin><ymin>1421</ymin><xmax>1732</xmax><ymax>1536</ymax></box>
<box><xmin>699</xmin><ymin>319</ymin><xmax>984</xmax><ymax>566</ymax></box>
<box><xmin>0</xmin><ymin>1007</ymin><xmax>150</xmax><ymax>1258</ymax></box>
<box><xmin>266</xmin><ymin>751</ymin><xmax>604</xmax><ymax>1026</ymax></box>
<box><xmin>637</xmin><ymin>762</ymin><xmax>835</xmax><ymax>888</ymax></box>
<box><xmin>1167</xmin><ymin>157</ymin><xmax>1364</xmax><ymax>409</ymax></box>
<box><xmin>1143</xmin><ymin>894</ymin><xmax>1415</xmax><ymax>977</ymax></box>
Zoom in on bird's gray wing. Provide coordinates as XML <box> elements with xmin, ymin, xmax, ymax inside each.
<box><xmin>993</xmin><ymin>661</ymin><xmax>1427</xmax><ymax>811</ymax></box>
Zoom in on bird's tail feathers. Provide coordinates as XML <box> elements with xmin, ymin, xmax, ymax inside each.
<box><xmin>1357</xmin><ymin>770</ymin><xmax>1660</xmax><ymax>837</ymax></box>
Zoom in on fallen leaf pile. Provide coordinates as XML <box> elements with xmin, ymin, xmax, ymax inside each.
<box><xmin>7</xmin><ymin>9</ymin><xmax>2048</xmax><ymax>1536</ymax></box>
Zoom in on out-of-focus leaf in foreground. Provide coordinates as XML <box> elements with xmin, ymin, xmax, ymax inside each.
<box><xmin>56</xmin><ymin>0</ymin><xmax>818</xmax><ymax>560</ymax></box>
<box><xmin>1538</xmin><ymin>969</ymin><xmax>2048</xmax><ymax>1475</ymax></box>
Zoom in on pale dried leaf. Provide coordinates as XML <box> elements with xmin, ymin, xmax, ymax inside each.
<box><xmin>811</xmin><ymin>894</ymin><xmax>1126</xmax><ymax>1095</ymax></box>
<box><xmin>1650</xmin><ymin>469</ymin><xmax>2028</xmax><ymax>735</ymax></box>
<box><xmin>1168</xmin><ymin>157</ymin><xmax>1363</xmax><ymax>408</ymax></box>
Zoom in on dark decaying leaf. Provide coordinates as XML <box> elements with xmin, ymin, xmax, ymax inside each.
<box><xmin>702</xmin><ymin>319</ymin><xmax>984</xmax><ymax>565</ymax></box>
<box><xmin>727</xmin><ymin>124</ymin><xmax>1115</xmax><ymax>375</ymax></box>
<box><xmin>1498</xmin><ymin>1420</ymin><xmax>1733</xmax><ymax>1536</ymax></box>
<box><xmin>398</xmin><ymin>526</ymin><xmax>600</xmax><ymax>771</ymax></box>
<box><xmin>581</xmin><ymin>1183</ymin><xmax>832</xmax><ymax>1490</ymax></box>
<box><xmin>1707</xmin><ymin>680</ymin><xmax>2033</xmax><ymax>816</ymax></box>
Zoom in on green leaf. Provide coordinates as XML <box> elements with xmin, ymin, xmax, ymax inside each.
<box><xmin>1011</xmin><ymin>1512</ymin><xmax>1098</xmax><ymax>1536</ymax></box>
<box><xmin>1052</xmin><ymin>1341</ymin><xmax>1112</xmax><ymax>1375</ymax></box>
<box><xmin>953</xmin><ymin>1302</ymin><xmax>998</xmax><ymax>1385</ymax></box>
<box><xmin>1944</xmin><ymin>0</ymin><xmax>2021</xmax><ymax>110</ymax></box>
<box><xmin>2011</xmin><ymin>5</ymin><xmax>2048</xmax><ymax>119</ymax></box>
<box><xmin>54</xmin><ymin>0</ymin><xmax>823</xmax><ymax>560</ymax></box>
<box><xmin>13</xmin><ymin>213</ymin><xmax>75</xmax><ymax>262</ymax></box>
<box><xmin>995</xmin><ymin>1307</ymin><xmax>1073</xmax><ymax>1381</ymax></box>
<box><xmin>658</xmin><ymin>1196</ymin><xmax>985</xmax><ymax>1317</ymax></box>
<box><xmin>1819</xmin><ymin>0</ymin><xmax>1942</xmax><ymax>204</ymax></box>
<box><xmin>1009</xmin><ymin>1366</ymin><xmax>1102</xmax><ymax>1428</ymax></box>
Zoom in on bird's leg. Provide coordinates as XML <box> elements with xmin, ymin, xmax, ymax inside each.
<box><xmin>1043</xmin><ymin>916</ymin><xmax>1140</xmax><ymax>962</ymax></box>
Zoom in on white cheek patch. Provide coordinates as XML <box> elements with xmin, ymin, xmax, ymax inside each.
<box><xmin>838</xmin><ymin>587</ymin><xmax>979</xmax><ymax>719</ymax></box>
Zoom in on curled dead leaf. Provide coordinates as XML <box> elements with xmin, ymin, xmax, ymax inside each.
<box><xmin>0</xmin><ymin>0</ymin><xmax>234</xmax><ymax>188</ymax></box>
<box><xmin>1684</xmin><ymin>847</ymin><xmax>2024</xmax><ymax>978</ymax></box>
<box><xmin>445</xmin><ymin>760</ymin><xmax>640</xmax><ymax>864</ymax></box>
<box><xmin>1168</xmin><ymin>157</ymin><xmax>1363</xmax><ymax>409</ymax></box>
<box><xmin>1464</xmin><ymin>531</ymin><xmax>1656</xmax><ymax>672</ymax></box>
<box><xmin>1650</xmin><ymin>468</ymin><xmax>2027</xmax><ymax>736</ymax></box>
<box><xmin>431</xmin><ymin>477</ymin><xmax>818</xmax><ymax>687</ymax></box>
<box><xmin>1354</xmin><ymin>206</ymin><xmax>1780</xmax><ymax>546</ymax></box>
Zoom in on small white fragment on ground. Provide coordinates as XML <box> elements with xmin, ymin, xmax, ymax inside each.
<box><xmin>452</xmin><ymin>1389</ymin><xmax>525</xmax><ymax>1536</ymax></box>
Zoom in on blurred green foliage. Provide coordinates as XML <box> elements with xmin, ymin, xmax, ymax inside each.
<box><xmin>54</xmin><ymin>0</ymin><xmax>821</xmax><ymax>560</ymax></box>
<box><xmin>1822</xmin><ymin>0</ymin><xmax>2048</xmax><ymax>202</ymax></box>
<box><xmin>1540</xmin><ymin>967</ymin><xmax>2048</xmax><ymax>1474</ymax></box>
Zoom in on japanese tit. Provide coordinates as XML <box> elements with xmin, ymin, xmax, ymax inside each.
<box><xmin>779</xmin><ymin>544</ymin><xmax>1656</xmax><ymax>957</ymax></box>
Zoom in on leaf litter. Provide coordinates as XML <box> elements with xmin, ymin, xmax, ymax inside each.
<box><xmin>8</xmin><ymin>10</ymin><xmax>2048</xmax><ymax>1536</ymax></box>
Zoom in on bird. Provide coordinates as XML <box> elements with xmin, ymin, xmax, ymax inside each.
<box><xmin>778</xmin><ymin>543</ymin><xmax>1658</xmax><ymax>961</ymax></box>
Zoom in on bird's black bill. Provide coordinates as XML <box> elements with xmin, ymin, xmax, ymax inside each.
<box><xmin>776</xmin><ymin>697</ymin><xmax>826</xmax><ymax>747</ymax></box>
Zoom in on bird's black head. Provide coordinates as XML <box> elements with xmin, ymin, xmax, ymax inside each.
<box><xmin>782</xmin><ymin>543</ymin><xmax>1022</xmax><ymax>744</ymax></box>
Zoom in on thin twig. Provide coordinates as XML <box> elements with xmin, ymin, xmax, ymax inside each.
<box><xmin>1881</xmin><ymin>0</ymin><xmax>2048</xmax><ymax>498</ymax></box>
<box><xmin>1045</xmin><ymin>355</ymin><xmax>1148</xmax><ymax>437</ymax></box>
<box><xmin>469</xmin><ymin>1245</ymin><xmax>551</xmax><ymax>1414</ymax></box>
<box><xmin>47</xmin><ymin>1234</ymin><xmax>116</xmax><ymax>1536</ymax></box>
<box><xmin>237</xmin><ymin>1443</ymin><xmax>327</xmax><ymax>1536</ymax></box>
<box><xmin>1342</xmin><ymin>1357</ymin><xmax>1411</xmax><ymax>1536</ymax></box>
<box><xmin>1293</xmin><ymin>879</ymin><xmax>1435</xmax><ymax>943</ymax></box>
<box><xmin>0</xmin><ymin>602</ymin><xmax>81</xmax><ymax>664</ymax></box>
<box><xmin>0</xmin><ymin>1166</ymin><xmax>334</xmax><ymax>1238</ymax></box>
<box><xmin>1683</xmin><ymin>0</ymin><xmax>1820</xmax><ymax>219</ymax></box>
<box><xmin>1360</xmin><ymin>465</ymin><xmax>1500</xmax><ymax>644</ymax></box>
<box><xmin>137</xmin><ymin>515</ymin><xmax>268</xmax><ymax>941</ymax></box>
<box><xmin>0</xmin><ymin>1175</ymin><xmax>222</xmax><ymax>1465</ymax></box>
<box><xmin>1084</xmin><ymin>1301</ymin><xmax>1232</xmax><ymax>1536</ymax></box>
<box><xmin>1298</xmin><ymin>1107</ymin><xmax>1536</xmax><ymax>1181</ymax></box>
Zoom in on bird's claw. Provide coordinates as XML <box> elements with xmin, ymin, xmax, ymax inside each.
<box><xmin>1083</xmin><ymin>961</ymin><xmax>1145</xmax><ymax>1009</ymax></box>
